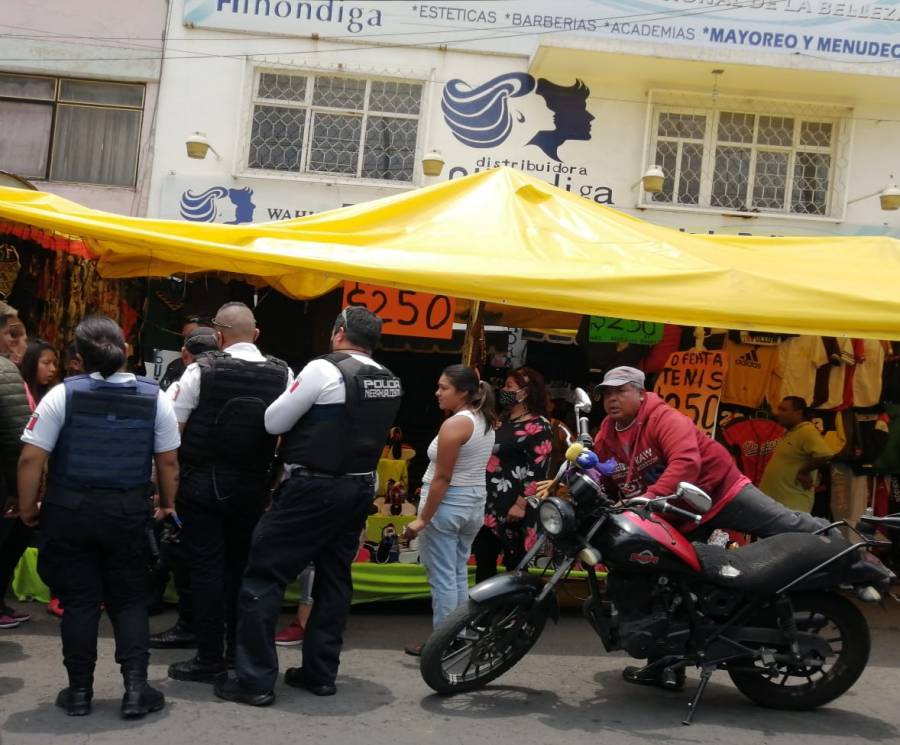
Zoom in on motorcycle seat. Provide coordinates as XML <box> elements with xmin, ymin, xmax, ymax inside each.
<box><xmin>692</xmin><ymin>533</ymin><xmax>852</xmax><ymax>595</ymax></box>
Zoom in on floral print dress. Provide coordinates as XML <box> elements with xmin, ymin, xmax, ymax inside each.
<box><xmin>485</xmin><ymin>415</ymin><xmax>553</xmax><ymax>552</ymax></box>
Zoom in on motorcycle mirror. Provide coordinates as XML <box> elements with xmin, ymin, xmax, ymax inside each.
<box><xmin>573</xmin><ymin>387</ymin><xmax>592</xmax><ymax>415</ymax></box>
<box><xmin>676</xmin><ymin>482</ymin><xmax>712</xmax><ymax>514</ymax></box>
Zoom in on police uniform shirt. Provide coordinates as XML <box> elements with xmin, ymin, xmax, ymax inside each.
<box><xmin>21</xmin><ymin>372</ymin><xmax>181</xmax><ymax>454</ymax></box>
<box><xmin>167</xmin><ymin>342</ymin><xmax>293</xmax><ymax>423</ymax></box>
<box><xmin>265</xmin><ymin>352</ymin><xmax>385</xmax><ymax>469</ymax></box>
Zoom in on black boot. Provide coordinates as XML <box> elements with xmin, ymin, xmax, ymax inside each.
<box><xmin>121</xmin><ymin>662</ymin><xmax>166</xmax><ymax>719</ymax></box>
<box><xmin>55</xmin><ymin>671</ymin><xmax>93</xmax><ymax>717</ymax></box>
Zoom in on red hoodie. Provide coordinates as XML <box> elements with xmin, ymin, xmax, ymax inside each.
<box><xmin>594</xmin><ymin>393</ymin><xmax>750</xmax><ymax>528</ymax></box>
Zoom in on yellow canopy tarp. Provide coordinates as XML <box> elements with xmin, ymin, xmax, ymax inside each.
<box><xmin>0</xmin><ymin>167</ymin><xmax>897</xmax><ymax>339</ymax></box>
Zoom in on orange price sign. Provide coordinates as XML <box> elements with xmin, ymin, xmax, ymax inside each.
<box><xmin>342</xmin><ymin>282</ymin><xmax>456</xmax><ymax>340</ymax></box>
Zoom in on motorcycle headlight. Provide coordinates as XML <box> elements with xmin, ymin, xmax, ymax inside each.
<box><xmin>538</xmin><ymin>497</ymin><xmax>576</xmax><ymax>536</ymax></box>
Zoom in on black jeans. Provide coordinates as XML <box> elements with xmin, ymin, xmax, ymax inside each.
<box><xmin>697</xmin><ymin>483</ymin><xmax>831</xmax><ymax>540</ymax></box>
<box><xmin>234</xmin><ymin>472</ymin><xmax>374</xmax><ymax>692</ymax></box>
<box><xmin>37</xmin><ymin>501</ymin><xmax>151</xmax><ymax>682</ymax></box>
<box><xmin>472</xmin><ymin>525</ymin><xmax>525</xmax><ymax>584</ymax></box>
<box><xmin>177</xmin><ymin>468</ymin><xmax>267</xmax><ymax>663</ymax></box>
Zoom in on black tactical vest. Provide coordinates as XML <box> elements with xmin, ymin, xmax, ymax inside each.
<box><xmin>46</xmin><ymin>375</ymin><xmax>158</xmax><ymax>512</ymax></box>
<box><xmin>279</xmin><ymin>352</ymin><xmax>402</xmax><ymax>474</ymax></box>
<box><xmin>179</xmin><ymin>351</ymin><xmax>289</xmax><ymax>473</ymax></box>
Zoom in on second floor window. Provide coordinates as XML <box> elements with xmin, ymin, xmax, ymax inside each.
<box><xmin>648</xmin><ymin>102</ymin><xmax>842</xmax><ymax>217</ymax></box>
<box><xmin>247</xmin><ymin>71</ymin><xmax>422</xmax><ymax>183</ymax></box>
<box><xmin>0</xmin><ymin>73</ymin><xmax>144</xmax><ymax>187</ymax></box>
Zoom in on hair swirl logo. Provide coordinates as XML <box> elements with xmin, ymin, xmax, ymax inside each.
<box><xmin>442</xmin><ymin>73</ymin><xmax>594</xmax><ymax>162</ymax></box>
<box><xmin>179</xmin><ymin>186</ymin><xmax>256</xmax><ymax>224</ymax></box>
<box><xmin>441</xmin><ymin>73</ymin><xmax>535</xmax><ymax>149</ymax></box>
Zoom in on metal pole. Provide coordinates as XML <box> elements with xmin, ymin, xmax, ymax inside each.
<box><xmin>460</xmin><ymin>299</ymin><xmax>485</xmax><ymax>368</ymax></box>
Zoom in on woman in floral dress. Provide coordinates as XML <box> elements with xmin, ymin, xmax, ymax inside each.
<box><xmin>473</xmin><ymin>367</ymin><xmax>553</xmax><ymax>583</ymax></box>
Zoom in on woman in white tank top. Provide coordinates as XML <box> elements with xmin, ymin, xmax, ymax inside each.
<box><xmin>403</xmin><ymin>365</ymin><xmax>497</xmax><ymax>651</ymax></box>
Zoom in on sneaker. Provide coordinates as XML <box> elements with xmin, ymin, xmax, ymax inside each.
<box><xmin>0</xmin><ymin>614</ymin><xmax>21</xmax><ymax>629</ymax></box>
<box><xmin>0</xmin><ymin>605</ymin><xmax>30</xmax><ymax>623</ymax></box>
<box><xmin>274</xmin><ymin>620</ymin><xmax>304</xmax><ymax>647</ymax></box>
<box><xmin>47</xmin><ymin>598</ymin><xmax>64</xmax><ymax>618</ymax></box>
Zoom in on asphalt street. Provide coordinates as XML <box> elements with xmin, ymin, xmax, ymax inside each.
<box><xmin>1</xmin><ymin>598</ymin><xmax>899</xmax><ymax>745</ymax></box>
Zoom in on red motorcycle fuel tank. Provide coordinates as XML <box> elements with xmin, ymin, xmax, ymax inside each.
<box><xmin>597</xmin><ymin>511</ymin><xmax>701</xmax><ymax>573</ymax></box>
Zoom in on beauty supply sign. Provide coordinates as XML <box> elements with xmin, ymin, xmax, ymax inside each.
<box><xmin>183</xmin><ymin>0</ymin><xmax>900</xmax><ymax>62</ymax></box>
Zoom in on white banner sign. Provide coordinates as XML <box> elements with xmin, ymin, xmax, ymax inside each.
<box><xmin>183</xmin><ymin>0</ymin><xmax>900</xmax><ymax>62</ymax></box>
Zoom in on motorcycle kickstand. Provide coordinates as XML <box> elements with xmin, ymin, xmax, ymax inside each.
<box><xmin>682</xmin><ymin>666</ymin><xmax>714</xmax><ymax>726</ymax></box>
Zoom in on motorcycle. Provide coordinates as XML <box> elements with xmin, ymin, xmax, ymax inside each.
<box><xmin>419</xmin><ymin>388</ymin><xmax>897</xmax><ymax>725</ymax></box>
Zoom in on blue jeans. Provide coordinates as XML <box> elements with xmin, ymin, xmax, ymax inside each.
<box><xmin>418</xmin><ymin>485</ymin><xmax>485</xmax><ymax>627</ymax></box>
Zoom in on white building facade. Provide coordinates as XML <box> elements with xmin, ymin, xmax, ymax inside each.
<box><xmin>148</xmin><ymin>0</ymin><xmax>900</xmax><ymax>242</ymax></box>
<box><xmin>0</xmin><ymin>0</ymin><xmax>168</xmax><ymax>215</ymax></box>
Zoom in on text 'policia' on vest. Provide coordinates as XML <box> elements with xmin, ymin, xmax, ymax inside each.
<box><xmin>46</xmin><ymin>375</ymin><xmax>159</xmax><ymax>511</ymax></box>
<box><xmin>179</xmin><ymin>351</ymin><xmax>289</xmax><ymax>474</ymax></box>
<box><xmin>280</xmin><ymin>352</ymin><xmax>402</xmax><ymax>475</ymax></box>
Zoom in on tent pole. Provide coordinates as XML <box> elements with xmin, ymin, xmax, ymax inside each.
<box><xmin>461</xmin><ymin>299</ymin><xmax>485</xmax><ymax>368</ymax></box>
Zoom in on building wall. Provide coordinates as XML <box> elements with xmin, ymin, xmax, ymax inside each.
<box><xmin>148</xmin><ymin>0</ymin><xmax>900</xmax><ymax>239</ymax></box>
<box><xmin>0</xmin><ymin>0</ymin><xmax>168</xmax><ymax>214</ymax></box>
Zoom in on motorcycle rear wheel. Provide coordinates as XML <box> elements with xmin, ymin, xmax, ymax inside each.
<box><xmin>728</xmin><ymin>592</ymin><xmax>870</xmax><ymax>710</ymax></box>
<box><xmin>420</xmin><ymin>596</ymin><xmax>548</xmax><ymax>694</ymax></box>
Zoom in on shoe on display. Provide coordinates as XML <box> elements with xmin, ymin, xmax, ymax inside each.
<box><xmin>167</xmin><ymin>655</ymin><xmax>228</xmax><ymax>683</ymax></box>
<box><xmin>214</xmin><ymin>673</ymin><xmax>275</xmax><ymax>707</ymax></box>
<box><xmin>0</xmin><ymin>605</ymin><xmax>30</xmax><ymax>623</ymax></box>
<box><xmin>47</xmin><ymin>598</ymin><xmax>64</xmax><ymax>618</ymax></box>
<box><xmin>274</xmin><ymin>619</ymin><xmax>304</xmax><ymax>647</ymax></box>
<box><xmin>283</xmin><ymin>667</ymin><xmax>336</xmax><ymax>696</ymax></box>
<box><xmin>149</xmin><ymin>622</ymin><xmax>198</xmax><ymax>649</ymax></box>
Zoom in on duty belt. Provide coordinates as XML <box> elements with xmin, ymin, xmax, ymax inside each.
<box><xmin>287</xmin><ymin>465</ymin><xmax>374</xmax><ymax>481</ymax></box>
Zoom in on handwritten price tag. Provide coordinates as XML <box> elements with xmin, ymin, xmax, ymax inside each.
<box><xmin>342</xmin><ymin>282</ymin><xmax>456</xmax><ymax>339</ymax></box>
<box><xmin>588</xmin><ymin>316</ymin><xmax>663</xmax><ymax>345</ymax></box>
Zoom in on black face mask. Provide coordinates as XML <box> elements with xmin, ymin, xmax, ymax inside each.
<box><xmin>498</xmin><ymin>389</ymin><xmax>520</xmax><ymax>408</ymax></box>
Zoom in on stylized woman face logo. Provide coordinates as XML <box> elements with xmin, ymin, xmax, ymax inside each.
<box><xmin>442</xmin><ymin>73</ymin><xmax>594</xmax><ymax>163</ymax></box>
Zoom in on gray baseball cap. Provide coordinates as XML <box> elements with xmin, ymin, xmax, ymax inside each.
<box><xmin>184</xmin><ymin>326</ymin><xmax>219</xmax><ymax>355</ymax></box>
<box><xmin>598</xmin><ymin>366</ymin><xmax>645</xmax><ymax>389</ymax></box>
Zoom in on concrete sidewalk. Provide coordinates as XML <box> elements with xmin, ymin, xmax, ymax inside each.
<box><xmin>1</xmin><ymin>599</ymin><xmax>899</xmax><ymax>745</ymax></box>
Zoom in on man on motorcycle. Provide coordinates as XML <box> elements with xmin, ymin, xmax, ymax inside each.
<box><xmin>594</xmin><ymin>366</ymin><xmax>830</xmax><ymax>689</ymax></box>
<box><xmin>594</xmin><ymin>366</ymin><xmax>828</xmax><ymax>539</ymax></box>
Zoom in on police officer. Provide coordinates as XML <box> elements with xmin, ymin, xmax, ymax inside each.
<box><xmin>215</xmin><ymin>306</ymin><xmax>402</xmax><ymax>706</ymax></box>
<box><xmin>150</xmin><ymin>326</ymin><xmax>219</xmax><ymax>648</ymax></box>
<box><xmin>17</xmin><ymin>315</ymin><xmax>180</xmax><ymax>718</ymax></box>
<box><xmin>167</xmin><ymin>302</ymin><xmax>291</xmax><ymax>684</ymax></box>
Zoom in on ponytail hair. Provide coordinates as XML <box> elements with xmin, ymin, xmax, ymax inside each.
<box><xmin>74</xmin><ymin>315</ymin><xmax>127</xmax><ymax>378</ymax></box>
<box><xmin>441</xmin><ymin>364</ymin><xmax>498</xmax><ymax>433</ymax></box>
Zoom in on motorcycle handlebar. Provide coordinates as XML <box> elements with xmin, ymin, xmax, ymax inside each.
<box><xmin>654</xmin><ymin>500</ymin><xmax>703</xmax><ymax>524</ymax></box>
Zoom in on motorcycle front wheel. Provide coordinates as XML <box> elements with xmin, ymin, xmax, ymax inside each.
<box><xmin>420</xmin><ymin>596</ymin><xmax>548</xmax><ymax>694</ymax></box>
<box><xmin>728</xmin><ymin>592</ymin><xmax>870</xmax><ymax>710</ymax></box>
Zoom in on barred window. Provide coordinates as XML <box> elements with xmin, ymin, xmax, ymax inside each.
<box><xmin>247</xmin><ymin>71</ymin><xmax>422</xmax><ymax>182</ymax></box>
<box><xmin>649</xmin><ymin>106</ymin><xmax>838</xmax><ymax>217</ymax></box>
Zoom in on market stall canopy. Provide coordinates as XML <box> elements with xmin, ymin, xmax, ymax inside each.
<box><xmin>0</xmin><ymin>167</ymin><xmax>898</xmax><ymax>339</ymax></box>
